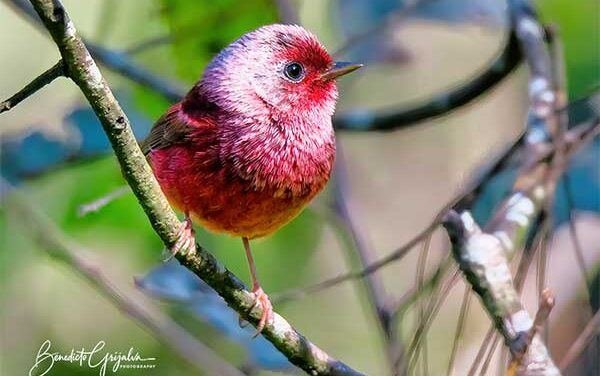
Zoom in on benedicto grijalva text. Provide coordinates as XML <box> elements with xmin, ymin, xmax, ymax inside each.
<box><xmin>29</xmin><ymin>339</ymin><xmax>157</xmax><ymax>376</ymax></box>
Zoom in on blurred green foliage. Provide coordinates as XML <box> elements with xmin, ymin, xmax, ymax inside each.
<box><xmin>132</xmin><ymin>0</ymin><xmax>279</xmax><ymax>123</ymax></box>
<box><xmin>159</xmin><ymin>0</ymin><xmax>278</xmax><ymax>82</ymax></box>
<box><xmin>539</xmin><ymin>0</ymin><xmax>600</xmax><ymax>98</ymax></box>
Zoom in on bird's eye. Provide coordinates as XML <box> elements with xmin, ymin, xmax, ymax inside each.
<box><xmin>283</xmin><ymin>62</ymin><xmax>305</xmax><ymax>82</ymax></box>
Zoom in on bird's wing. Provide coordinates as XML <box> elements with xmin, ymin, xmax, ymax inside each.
<box><xmin>141</xmin><ymin>102</ymin><xmax>216</xmax><ymax>155</ymax></box>
<box><xmin>141</xmin><ymin>103</ymin><xmax>190</xmax><ymax>155</ymax></box>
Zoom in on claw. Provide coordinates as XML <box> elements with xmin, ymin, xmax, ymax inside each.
<box><xmin>164</xmin><ymin>217</ymin><xmax>195</xmax><ymax>261</ymax></box>
<box><xmin>250</xmin><ymin>287</ymin><xmax>273</xmax><ymax>337</ymax></box>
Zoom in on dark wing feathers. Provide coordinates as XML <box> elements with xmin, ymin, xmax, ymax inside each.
<box><xmin>140</xmin><ymin>104</ymin><xmax>193</xmax><ymax>155</ymax></box>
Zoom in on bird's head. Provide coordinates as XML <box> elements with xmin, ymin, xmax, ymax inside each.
<box><xmin>197</xmin><ymin>24</ymin><xmax>362</xmax><ymax>121</ymax></box>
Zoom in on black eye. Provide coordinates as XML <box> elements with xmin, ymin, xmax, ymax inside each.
<box><xmin>283</xmin><ymin>62</ymin><xmax>305</xmax><ymax>82</ymax></box>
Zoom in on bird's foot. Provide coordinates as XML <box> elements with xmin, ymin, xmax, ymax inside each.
<box><xmin>164</xmin><ymin>218</ymin><xmax>196</xmax><ymax>261</ymax></box>
<box><xmin>249</xmin><ymin>287</ymin><xmax>274</xmax><ymax>337</ymax></box>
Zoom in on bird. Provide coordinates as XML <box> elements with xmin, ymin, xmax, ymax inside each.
<box><xmin>141</xmin><ymin>24</ymin><xmax>362</xmax><ymax>333</ymax></box>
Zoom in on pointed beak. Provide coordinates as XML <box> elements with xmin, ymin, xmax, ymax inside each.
<box><xmin>321</xmin><ymin>61</ymin><xmax>363</xmax><ymax>81</ymax></box>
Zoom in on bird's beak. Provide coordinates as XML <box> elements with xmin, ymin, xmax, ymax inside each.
<box><xmin>321</xmin><ymin>62</ymin><xmax>363</xmax><ymax>81</ymax></box>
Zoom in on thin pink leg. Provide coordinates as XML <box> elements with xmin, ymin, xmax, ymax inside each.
<box><xmin>166</xmin><ymin>214</ymin><xmax>195</xmax><ymax>260</ymax></box>
<box><xmin>242</xmin><ymin>237</ymin><xmax>273</xmax><ymax>335</ymax></box>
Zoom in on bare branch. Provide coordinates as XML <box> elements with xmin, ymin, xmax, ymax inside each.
<box><xmin>26</xmin><ymin>0</ymin><xmax>363</xmax><ymax>374</ymax></box>
<box><xmin>77</xmin><ymin>185</ymin><xmax>130</xmax><ymax>217</ymax></box>
<box><xmin>0</xmin><ymin>60</ymin><xmax>64</xmax><ymax>114</ymax></box>
<box><xmin>559</xmin><ymin>310</ymin><xmax>600</xmax><ymax>371</ymax></box>
<box><xmin>510</xmin><ymin>289</ymin><xmax>555</xmax><ymax>365</ymax></box>
<box><xmin>333</xmin><ymin>32</ymin><xmax>522</xmax><ymax>131</ymax></box>
<box><xmin>3</xmin><ymin>181</ymin><xmax>244</xmax><ymax>376</ymax></box>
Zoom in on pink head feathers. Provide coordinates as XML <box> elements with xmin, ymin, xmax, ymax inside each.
<box><xmin>180</xmin><ymin>24</ymin><xmax>361</xmax><ymax>194</ymax></box>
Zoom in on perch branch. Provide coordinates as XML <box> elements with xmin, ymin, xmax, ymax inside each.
<box><xmin>26</xmin><ymin>0</ymin><xmax>363</xmax><ymax>374</ymax></box>
<box><xmin>3</xmin><ymin>181</ymin><xmax>245</xmax><ymax>376</ymax></box>
<box><xmin>0</xmin><ymin>60</ymin><xmax>65</xmax><ymax>114</ymax></box>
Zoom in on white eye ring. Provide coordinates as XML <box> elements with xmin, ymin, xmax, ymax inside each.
<box><xmin>283</xmin><ymin>62</ymin><xmax>305</xmax><ymax>82</ymax></box>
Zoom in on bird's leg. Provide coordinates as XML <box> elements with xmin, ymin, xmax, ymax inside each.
<box><xmin>165</xmin><ymin>213</ymin><xmax>196</xmax><ymax>260</ymax></box>
<box><xmin>242</xmin><ymin>237</ymin><xmax>273</xmax><ymax>335</ymax></box>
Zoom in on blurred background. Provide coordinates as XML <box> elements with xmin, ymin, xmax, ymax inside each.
<box><xmin>1</xmin><ymin>0</ymin><xmax>599</xmax><ymax>375</ymax></box>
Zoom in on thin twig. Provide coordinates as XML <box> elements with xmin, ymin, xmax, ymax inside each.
<box><xmin>26</xmin><ymin>1</ymin><xmax>363</xmax><ymax>374</ymax></box>
<box><xmin>479</xmin><ymin>335</ymin><xmax>501</xmax><ymax>376</ymax></box>
<box><xmin>468</xmin><ymin>327</ymin><xmax>496</xmax><ymax>376</ymax></box>
<box><xmin>562</xmin><ymin>176</ymin><xmax>589</xmax><ymax>286</ymax></box>
<box><xmin>275</xmin><ymin>133</ymin><xmax>525</xmax><ymax>302</ymax></box>
<box><xmin>0</xmin><ymin>60</ymin><xmax>65</xmax><ymax>114</ymax></box>
<box><xmin>559</xmin><ymin>310</ymin><xmax>600</xmax><ymax>371</ymax></box>
<box><xmin>415</xmin><ymin>233</ymin><xmax>432</xmax><ymax>376</ymax></box>
<box><xmin>5</xmin><ymin>0</ymin><xmax>186</xmax><ymax>102</ymax></box>
<box><xmin>446</xmin><ymin>285</ymin><xmax>472</xmax><ymax>376</ymax></box>
<box><xmin>272</xmin><ymin>221</ymin><xmax>437</xmax><ymax>302</ymax></box>
<box><xmin>332</xmin><ymin>144</ymin><xmax>405</xmax><ymax>374</ymax></box>
<box><xmin>77</xmin><ymin>185</ymin><xmax>130</xmax><ymax>217</ymax></box>
<box><xmin>407</xmin><ymin>268</ymin><xmax>461</xmax><ymax>373</ymax></box>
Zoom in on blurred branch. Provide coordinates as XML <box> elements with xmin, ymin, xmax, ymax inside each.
<box><xmin>559</xmin><ymin>309</ymin><xmax>600</xmax><ymax>371</ymax></box>
<box><xmin>3</xmin><ymin>182</ymin><xmax>245</xmax><ymax>376</ymax></box>
<box><xmin>24</xmin><ymin>0</ymin><xmax>363</xmax><ymax>374</ymax></box>
<box><xmin>274</xmin><ymin>108</ymin><xmax>597</xmax><ymax>307</ymax></box>
<box><xmin>510</xmin><ymin>0</ymin><xmax>555</xmax><ymax>120</ymax></box>
<box><xmin>332</xmin><ymin>145</ymin><xmax>405</xmax><ymax>374</ymax></box>
<box><xmin>274</xmin><ymin>0</ymin><xmax>299</xmax><ymax>25</ymax></box>
<box><xmin>124</xmin><ymin>34</ymin><xmax>172</xmax><ymax>55</ymax></box>
<box><xmin>77</xmin><ymin>185</ymin><xmax>130</xmax><ymax>217</ymax></box>
<box><xmin>333</xmin><ymin>0</ymin><xmax>431</xmax><ymax>58</ymax></box>
<box><xmin>441</xmin><ymin>1</ymin><xmax>564</xmax><ymax>374</ymax></box>
<box><xmin>0</xmin><ymin>60</ymin><xmax>64</xmax><ymax>114</ymax></box>
<box><xmin>333</xmin><ymin>31</ymin><xmax>522</xmax><ymax>131</ymax></box>
<box><xmin>4</xmin><ymin>0</ymin><xmax>186</xmax><ymax>102</ymax></box>
<box><xmin>406</xmin><ymin>267</ymin><xmax>461</xmax><ymax>372</ymax></box>
<box><xmin>5</xmin><ymin>0</ymin><xmax>523</xmax><ymax>133</ymax></box>
<box><xmin>274</xmin><ymin>132</ymin><xmax>526</xmax><ymax>302</ymax></box>
<box><xmin>446</xmin><ymin>285</ymin><xmax>472</xmax><ymax>375</ymax></box>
